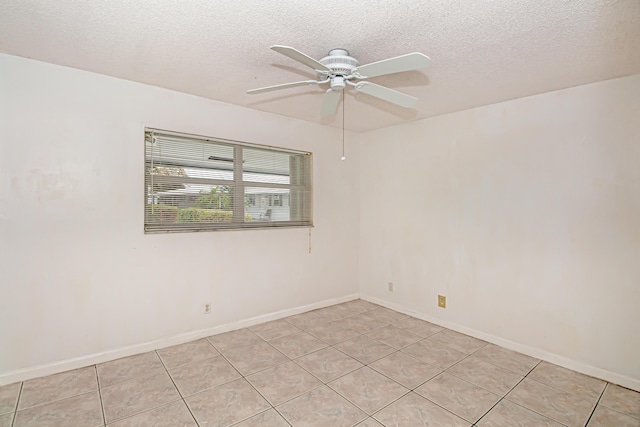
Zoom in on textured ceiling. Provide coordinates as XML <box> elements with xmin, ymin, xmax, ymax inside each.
<box><xmin>1</xmin><ymin>0</ymin><xmax>639</xmax><ymax>132</ymax></box>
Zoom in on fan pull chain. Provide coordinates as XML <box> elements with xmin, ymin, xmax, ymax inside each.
<box><xmin>341</xmin><ymin>91</ymin><xmax>346</xmax><ymax>161</ymax></box>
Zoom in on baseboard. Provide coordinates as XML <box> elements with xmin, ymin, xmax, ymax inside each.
<box><xmin>360</xmin><ymin>294</ymin><xmax>640</xmax><ymax>393</ymax></box>
<box><xmin>0</xmin><ymin>293</ymin><xmax>359</xmax><ymax>386</ymax></box>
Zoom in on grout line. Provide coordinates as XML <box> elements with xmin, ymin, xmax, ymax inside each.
<box><xmin>474</xmin><ymin>360</ymin><xmax>544</xmax><ymax>425</ymax></box>
<box><xmin>156</xmin><ymin>350</ymin><xmax>184</xmax><ymax>398</ymax></box>
<box><xmin>331</xmin><ymin>380</ymin><xmax>410</xmax><ymax>420</ymax></box>
<box><xmin>10</xmin><ymin>382</ymin><xmax>23</xmax><ymax>427</ymax></box>
<box><xmin>518</xmin><ymin>360</ymin><xmax>610</xmax><ymax>406</ymax></box>
<box><xmin>94</xmin><ymin>365</ymin><xmax>107</xmax><ymax>426</ymax></box>
<box><xmin>494</xmin><ymin>360</ymin><xmax>578</xmax><ymax>426</ymax></box>
<box><xmin>103</xmin><ymin>400</ymin><xmax>191</xmax><ymax>427</ymax></box>
<box><xmin>292</xmin><ymin>347</ymin><xmax>364</xmax><ymax>385</ymax></box>
<box><xmin>11</xmin><ymin>367</ymin><xmax>98</xmax><ymax>412</ymax></box>
<box><xmin>583</xmin><ymin>381</ymin><xmax>608</xmax><ymax>426</ymax></box>
<box><xmin>155</xmin><ymin>350</ymin><xmax>200</xmax><ymax>426</ymax></box>
<box><xmin>272</xmin><ymin>404</ymin><xmax>294</xmax><ymax>427</ymax></box>
<box><xmin>473</xmin><ymin>368</ymin><xmax>534</xmax><ymax>425</ymax></box>
<box><xmin>215</xmin><ymin>342</ymin><xmax>296</xmax><ymax>427</ymax></box>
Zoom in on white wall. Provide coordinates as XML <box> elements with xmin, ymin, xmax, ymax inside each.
<box><xmin>0</xmin><ymin>54</ymin><xmax>360</xmax><ymax>382</ymax></box>
<box><xmin>358</xmin><ymin>75</ymin><xmax>640</xmax><ymax>390</ymax></box>
<box><xmin>2</xmin><ymin>52</ymin><xmax>638</xmax><ymax>391</ymax></box>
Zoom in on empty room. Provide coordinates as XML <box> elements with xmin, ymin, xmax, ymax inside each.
<box><xmin>1</xmin><ymin>1</ymin><xmax>639</xmax><ymax>426</ymax></box>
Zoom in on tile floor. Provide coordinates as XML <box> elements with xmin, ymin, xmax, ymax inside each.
<box><xmin>1</xmin><ymin>299</ymin><xmax>639</xmax><ymax>426</ymax></box>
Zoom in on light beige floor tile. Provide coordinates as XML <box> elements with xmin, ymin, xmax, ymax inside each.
<box><xmin>328</xmin><ymin>367</ymin><xmax>408</xmax><ymax>415</ymax></box>
<box><xmin>334</xmin><ymin>335</ymin><xmax>396</xmax><ymax>364</ymax></box>
<box><xmin>528</xmin><ymin>361</ymin><xmax>606</xmax><ymax>401</ymax></box>
<box><xmin>222</xmin><ymin>341</ymin><xmax>289</xmax><ymax>376</ymax></box>
<box><xmin>332</xmin><ymin>303</ymin><xmax>367</xmax><ymax>317</ymax></box>
<box><xmin>373</xmin><ymin>392</ymin><xmax>470</xmax><ymax>426</ymax></box>
<box><xmin>97</xmin><ymin>351</ymin><xmax>165</xmax><ymax>388</ymax></box>
<box><xmin>250</xmin><ymin>319</ymin><xmax>301</xmax><ymax>341</ymax></box>
<box><xmin>369</xmin><ymin>352</ymin><xmax>441</xmax><ymax>389</ymax></box>
<box><xmin>356</xmin><ymin>417</ymin><xmax>384</xmax><ymax>426</ymax></box>
<box><xmin>107</xmin><ymin>400</ymin><xmax>196</xmax><ymax>426</ymax></box>
<box><xmin>447</xmin><ymin>356</ymin><xmax>523</xmax><ymax>395</ymax></box>
<box><xmin>305</xmin><ymin>322</ymin><xmax>361</xmax><ymax>345</ymax></box>
<box><xmin>338</xmin><ymin>299</ymin><xmax>380</xmax><ymax>314</ymax></box>
<box><xmin>207</xmin><ymin>328</ymin><xmax>264</xmax><ymax>353</ymax></box>
<box><xmin>477</xmin><ymin>399</ymin><xmax>564</xmax><ymax>426</ymax></box>
<box><xmin>0</xmin><ymin>382</ymin><xmax>21</xmax><ymax>414</ymax></box>
<box><xmin>295</xmin><ymin>346</ymin><xmax>363</xmax><ymax>383</ymax></box>
<box><xmin>402</xmin><ymin>339</ymin><xmax>467</xmax><ymax>369</ymax></box>
<box><xmin>285</xmin><ymin>311</ymin><xmax>332</xmax><ymax>329</ymax></box>
<box><xmin>415</xmin><ymin>372</ymin><xmax>500</xmax><ymax>423</ymax></box>
<box><xmin>472</xmin><ymin>344</ymin><xmax>540</xmax><ymax>376</ymax></box>
<box><xmin>246</xmin><ymin>361</ymin><xmax>322</xmax><ymax>406</ymax></box>
<box><xmin>366</xmin><ymin>307</ymin><xmax>409</xmax><ymax>324</ymax></box>
<box><xmin>340</xmin><ymin>313</ymin><xmax>389</xmax><ymax>334</ymax></box>
<box><xmin>14</xmin><ymin>391</ymin><xmax>103</xmax><ymax>427</ymax></box>
<box><xmin>168</xmin><ymin>355</ymin><xmax>240</xmax><ymax>396</ymax></box>
<box><xmin>232</xmin><ymin>408</ymin><xmax>290</xmax><ymax>427</ymax></box>
<box><xmin>269</xmin><ymin>331</ymin><xmax>328</xmax><ymax>358</ymax></box>
<box><xmin>427</xmin><ymin>329</ymin><xmax>487</xmax><ymax>354</ymax></box>
<box><xmin>101</xmin><ymin>370</ymin><xmax>180</xmax><ymax>423</ymax></box>
<box><xmin>392</xmin><ymin>317</ymin><xmax>444</xmax><ymax>337</ymax></box>
<box><xmin>312</xmin><ymin>305</ymin><xmax>353</xmax><ymax>321</ymax></box>
<box><xmin>18</xmin><ymin>366</ymin><xmax>97</xmax><ymax>410</ymax></box>
<box><xmin>507</xmin><ymin>378</ymin><xmax>596</xmax><ymax>427</ymax></box>
<box><xmin>156</xmin><ymin>339</ymin><xmax>219</xmax><ymax>369</ymax></box>
<box><xmin>321</xmin><ymin>304</ymin><xmax>355</xmax><ymax>318</ymax></box>
<box><xmin>599</xmin><ymin>383</ymin><xmax>640</xmax><ymax>419</ymax></box>
<box><xmin>367</xmin><ymin>325</ymin><xmax>422</xmax><ymax>349</ymax></box>
<box><xmin>588</xmin><ymin>404</ymin><xmax>640</xmax><ymax>426</ymax></box>
<box><xmin>186</xmin><ymin>378</ymin><xmax>270</xmax><ymax>427</ymax></box>
<box><xmin>0</xmin><ymin>413</ymin><xmax>13</xmax><ymax>427</ymax></box>
<box><xmin>276</xmin><ymin>385</ymin><xmax>367</xmax><ymax>427</ymax></box>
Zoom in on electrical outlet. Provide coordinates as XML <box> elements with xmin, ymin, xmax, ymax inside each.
<box><xmin>438</xmin><ymin>295</ymin><xmax>446</xmax><ymax>308</ymax></box>
<box><xmin>204</xmin><ymin>303</ymin><xmax>211</xmax><ymax>314</ymax></box>
<box><xmin>388</xmin><ymin>282</ymin><xmax>394</xmax><ymax>292</ymax></box>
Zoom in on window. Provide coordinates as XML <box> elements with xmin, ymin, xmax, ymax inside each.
<box><xmin>269</xmin><ymin>194</ymin><xmax>283</xmax><ymax>207</ymax></box>
<box><xmin>144</xmin><ymin>129</ymin><xmax>312</xmax><ymax>233</ymax></box>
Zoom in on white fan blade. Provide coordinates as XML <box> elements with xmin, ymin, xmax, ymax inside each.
<box><xmin>320</xmin><ymin>89</ymin><xmax>341</xmax><ymax>116</ymax></box>
<box><xmin>355</xmin><ymin>82</ymin><xmax>418</xmax><ymax>108</ymax></box>
<box><xmin>271</xmin><ymin>45</ymin><xmax>331</xmax><ymax>72</ymax></box>
<box><xmin>355</xmin><ymin>52</ymin><xmax>431</xmax><ymax>78</ymax></box>
<box><xmin>247</xmin><ymin>80</ymin><xmax>320</xmax><ymax>94</ymax></box>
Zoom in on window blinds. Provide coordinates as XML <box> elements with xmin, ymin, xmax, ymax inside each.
<box><xmin>144</xmin><ymin>129</ymin><xmax>312</xmax><ymax>233</ymax></box>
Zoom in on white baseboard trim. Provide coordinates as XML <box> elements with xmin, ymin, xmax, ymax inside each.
<box><xmin>361</xmin><ymin>294</ymin><xmax>640</xmax><ymax>393</ymax></box>
<box><xmin>0</xmin><ymin>294</ymin><xmax>358</xmax><ymax>386</ymax></box>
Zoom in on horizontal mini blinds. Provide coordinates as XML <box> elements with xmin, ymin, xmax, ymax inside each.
<box><xmin>144</xmin><ymin>129</ymin><xmax>312</xmax><ymax>233</ymax></box>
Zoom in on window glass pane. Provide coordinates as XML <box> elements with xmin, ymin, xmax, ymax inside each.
<box><xmin>145</xmin><ymin>135</ymin><xmax>234</xmax><ymax>170</ymax></box>
<box><xmin>183</xmin><ymin>167</ymin><xmax>233</xmax><ymax>180</ymax></box>
<box><xmin>145</xmin><ymin>183</ymin><xmax>234</xmax><ymax>224</ymax></box>
<box><xmin>245</xmin><ymin>187</ymin><xmax>291</xmax><ymax>222</ymax></box>
<box><xmin>243</xmin><ymin>147</ymin><xmax>292</xmax><ymax>183</ymax></box>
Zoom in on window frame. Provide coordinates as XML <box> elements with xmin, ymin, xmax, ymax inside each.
<box><xmin>144</xmin><ymin>128</ymin><xmax>313</xmax><ymax>233</ymax></box>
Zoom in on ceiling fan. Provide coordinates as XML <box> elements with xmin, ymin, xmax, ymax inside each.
<box><xmin>247</xmin><ymin>46</ymin><xmax>431</xmax><ymax>116</ymax></box>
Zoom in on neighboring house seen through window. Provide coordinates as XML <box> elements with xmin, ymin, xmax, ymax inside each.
<box><xmin>144</xmin><ymin>129</ymin><xmax>312</xmax><ymax>232</ymax></box>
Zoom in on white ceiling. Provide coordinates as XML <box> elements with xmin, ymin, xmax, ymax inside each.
<box><xmin>1</xmin><ymin>0</ymin><xmax>639</xmax><ymax>132</ymax></box>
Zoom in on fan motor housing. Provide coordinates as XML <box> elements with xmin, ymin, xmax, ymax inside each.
<box><xmin>319</xmin><ymin>48</ymin><xmax>359</xmax><ymax>77</ymax></box>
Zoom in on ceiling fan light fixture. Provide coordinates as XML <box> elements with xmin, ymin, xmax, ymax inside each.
<box><xmin>330</xmin><ymin>76</ymin><xmax>346</xmax><ymax>91</ymax></box>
